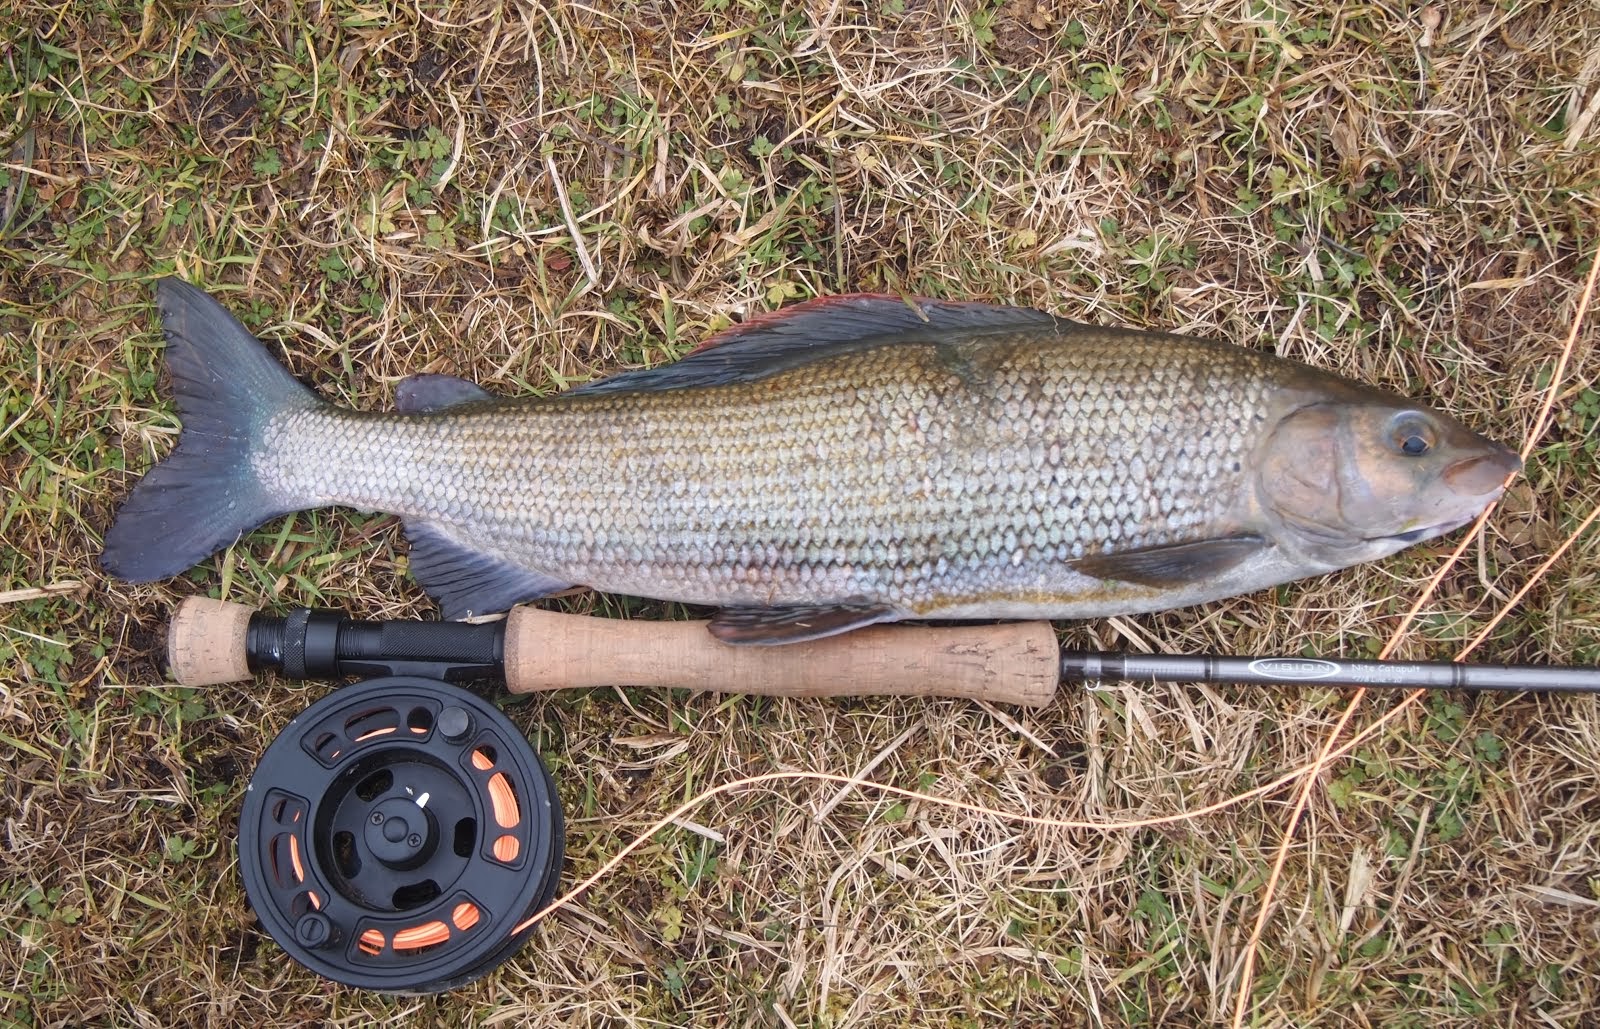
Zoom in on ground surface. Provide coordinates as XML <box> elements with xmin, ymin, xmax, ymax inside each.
<box><xmin>3</xmin><ymin>1</ymin><xmax>1599</xmax><ymax>1026</ymax></box>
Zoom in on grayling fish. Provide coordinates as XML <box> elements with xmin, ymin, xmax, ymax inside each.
<box><xmin>101</xmin><ymin>279</ymin><xmax>1520</xmax><ymax>644</ymax></box>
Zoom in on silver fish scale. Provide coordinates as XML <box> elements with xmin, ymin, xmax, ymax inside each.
<box><xmin>258</xmin><ymin>328</ymin><xmax>1281</xmax><ymax>615</ymax></box>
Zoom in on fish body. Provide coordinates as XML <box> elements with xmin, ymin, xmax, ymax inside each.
<box><xmin>102</xmin><ymin>280</ymin><xmax>1519</xmax><ymax>643</ymax></box>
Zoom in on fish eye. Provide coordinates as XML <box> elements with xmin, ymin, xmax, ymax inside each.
<box><xmin>1388</xmin><ymin>413</ymin><xmax>1436</xmax><ymax>458</ymax></box>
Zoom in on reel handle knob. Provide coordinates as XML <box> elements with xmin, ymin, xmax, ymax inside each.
<box><xmin>502</xmin><ymin>608</ymin><xmax>1059</xmax><ymax>707</ymax></box>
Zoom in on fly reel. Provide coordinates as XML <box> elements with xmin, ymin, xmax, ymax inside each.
<box><xmin>237</xmin><ymin>676</ymin><xmax>563</xmax><ymax>993</ymax></box>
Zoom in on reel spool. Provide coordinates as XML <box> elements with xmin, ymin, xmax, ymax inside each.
<box><xmin>238</xmin><ymin>676</ymin><xmax>563</xmax><ymax>993</ymax></box>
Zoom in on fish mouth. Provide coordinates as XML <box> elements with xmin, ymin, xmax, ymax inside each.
<box><xmin>1443</xmin><ymin>446</ymin><xmax>1522</xmax><ymax>497</ymax></box>
<box><xmin>1370</xmin><ymin>513</ymin><xmax>1478</xmax><ymax>546</ymax></box>
<box><xmin>1367</xmin><ymin>451</ymin><xmax>1518</xmax><ymax>547</ymax></box>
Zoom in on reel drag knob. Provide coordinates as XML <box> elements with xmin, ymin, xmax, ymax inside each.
<box><xmin>364</xmin><ymin>797</ymin><xmax>438</xmax><ymax>870</ymax></box>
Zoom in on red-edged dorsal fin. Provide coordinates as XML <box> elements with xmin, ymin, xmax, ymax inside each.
<box><xmin>685</xmin><ymin>293</ymin><xmax>931</xmax><ymax>356</ymax></box>
<box><xmin>562</xmin><ymin>294</ymin><xmax>1067</xmax><ymax>398</ymax></box>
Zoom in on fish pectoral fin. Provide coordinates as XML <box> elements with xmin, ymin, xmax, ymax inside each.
<box><xmin>1068</xmin><ymin>534</ymin><xmax>1269</xmax><ymax>588</ymax></box>
<box><xmin>708</xmin><ymin>602</ymin><xmax>897</xmax><ymax>646</ymax></box>
<box><xmin>404</xmin><ymin>519</ymin><xmax>573</xmax><ymax>619</ymax></box>
<box><xmin>396</xmin><ymin>373</ymin><xmax>494</xmax><ymax>413</ymax></box>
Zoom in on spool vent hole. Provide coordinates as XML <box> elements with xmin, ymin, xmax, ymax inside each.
<box><xmin>487</xmin><ymin>772</ymin><xmax>520</xmax><ymax>829</ymax></box>
<box><xmin>268</xmin><ymin>833</ymin><xmax>294</xmax><ymax>888</ymax></box>
<box><xmin>453</xmin><ymin>817</ymin><xmax>477</xmax><ymax>858</ymax></box>
<box><xmin>392</xmin><ymin>879</ymin><xmax>441</xmax><ymax>910</ymax></box>
<box><xmin>452</xmin><ymin>902</ymin><xmax>481</xmax><ymax>931</ymax></box>
<box><xmin>359</xmin><ymin>929</ymin><xmax>385</xmax><ymax>956</ymax></box>
<box><xmin>333</xmin><ymin>830</ymin><xmax>361</xmax><ymax>879</ymax></box>
<box><xmin>354</xmin><ymin>769</ymin><xmax>393</xmax><ymax>802</ymax></box>
<box><xmin>345</xmin><ymin>707</ymin><xmax>399</xmax><ymax>742</ymax></box>
<box><xmin>392</xmin><ymin>920</ymin><xmax>450</xmax><ymax>954</ymax></box>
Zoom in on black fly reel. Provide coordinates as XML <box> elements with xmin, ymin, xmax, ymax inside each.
<box><xmin>238</xmin><ymin>676</ymin><xmax>563</xmax><ymax>993</ymax></box>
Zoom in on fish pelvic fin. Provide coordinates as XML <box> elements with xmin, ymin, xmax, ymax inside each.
<box><xmin>708</xmin><ymin>602</ymin><xmax>898</xmax><ymax>645</ymax></box>
<box><xmin>99</xmin><ymin>278</ymin><xmax>323</xmax><ymax>582</ymax></box>
<box><xmin>404</xmin><ymin>519</ymin><xmax>574</xmax><ymax>619</ymax></box>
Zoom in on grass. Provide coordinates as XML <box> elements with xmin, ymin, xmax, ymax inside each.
<box><xmin>2</xmin><ymin>0</ymin><xmax>1599</xmax><ymax>1025</ymax></box>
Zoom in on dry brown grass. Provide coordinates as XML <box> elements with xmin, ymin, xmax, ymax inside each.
<box><xmin>3</xmin><ymin>1</ymin><xmax>1599</xmax><ymax>1025</ymax></box>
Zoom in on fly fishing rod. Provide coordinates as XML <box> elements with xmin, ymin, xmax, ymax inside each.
<box><xmin>167</xmin><ymin>598</ymin><xmax>1600</xmax><ymax>703</ymax></box>
<box><xmin>189</xmin><ymin>596</ymin><xmax>1597</xmax><ymax>995</ymax></box>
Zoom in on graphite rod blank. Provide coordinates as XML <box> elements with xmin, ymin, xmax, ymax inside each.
<box><xmin>1061</xmin><ymin>652</ymin><xmax>1600</xmax><ymax>693</ymax></box>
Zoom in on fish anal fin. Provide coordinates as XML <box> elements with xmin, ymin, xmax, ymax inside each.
<box><xmin>396</xmin><ymin>373</ymin><xmax>493</xmax><ymax>413</ymax></box>
<box><xmin>404</xmin><ymin>519</ymin><xmax>572</xmax><ymax>619</ymax></box>
<box><xmin>707</xmin><ymin>602</ymin><xmax>897</xmax><ymax>645</ymax></box>
<box><xmin>1069</xmin><ymin>534</ymin><xmax>1269</xmax><ymax>589</ymax></box>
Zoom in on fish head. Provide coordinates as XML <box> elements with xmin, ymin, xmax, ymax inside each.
<box><xmin>1256</xmin><ymin>395</ymin><xmax>1521</xmax><ymax>567</ymax></box>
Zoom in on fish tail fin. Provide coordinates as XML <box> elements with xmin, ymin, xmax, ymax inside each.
<box><xmin>100</xmin><ymin>278</ymin><xmax>323</xmax><ymax>582</ymax></box>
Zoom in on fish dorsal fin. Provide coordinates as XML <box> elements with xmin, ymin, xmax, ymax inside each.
<box><xmin>686</xmin><ymin>294</ymin><xmax>1065</xmax><ymax>354</ymax></box>
<box><xmin>396</xmin><ymin>373</ymin><xmax>494</xmax><ymax>413</ymax></box>
<box><xmin>563</xmin><ymin>295</ymin><xmax>1067</xmax><ymax>398</ymax></box>
<box><xmin>1068</xmin><ymin>534</ymin><xmax>1269</xmax><ymax>589</ymax></box>
<box><xmin>404</xmin><ymin>519</ymin><xmax>573</xmax><ymax>619</ymax></box>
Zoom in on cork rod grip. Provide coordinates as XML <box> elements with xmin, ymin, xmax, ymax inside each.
<box><xmin>502</xmin><ymin>609</ymin><xmax>1060</xmax><ymax>707</ymax></box>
